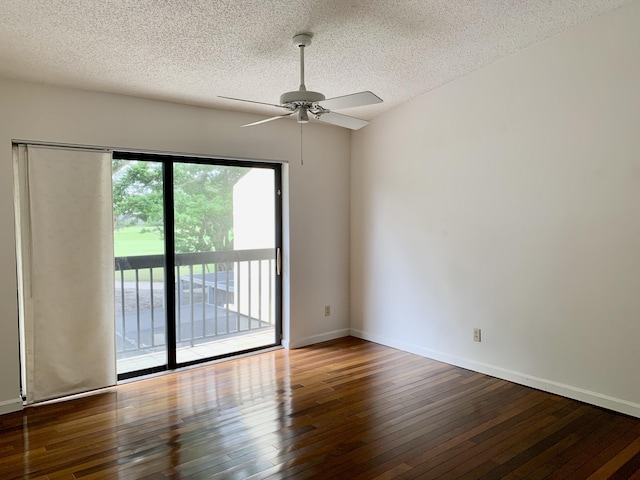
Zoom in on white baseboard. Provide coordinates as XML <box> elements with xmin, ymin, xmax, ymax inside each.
<box><xmin>286</xmin><ymin>328</ymin><xmax>350</xmax><ymax>349</ymax></box>
<box><xmin>0</xmin><ymin>397</ymin><xmax>23</xmax><ymax>415</ymax></box>
<box><xmin>350</xmin><ymin>329</ymin><xmax>640</xmax><ymax>418</ymax></box>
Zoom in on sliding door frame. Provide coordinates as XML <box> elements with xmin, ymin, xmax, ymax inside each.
<box><xmin>114</xmin><ymin>151</ymin><xmax>283</xmax><ymax>378</ymax></box>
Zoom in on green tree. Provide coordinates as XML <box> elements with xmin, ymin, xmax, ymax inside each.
<box><xmin>113</xmin><ymin>161</ymin><xmax>248</xmax><ymax>253</ymax></box>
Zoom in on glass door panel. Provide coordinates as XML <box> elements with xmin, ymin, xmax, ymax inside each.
<box><xmin>112</xmin><ymin>160</ymin><xmax>167</xmax><ymax>375</ymax></box>
<box><xmin>174</xmin><ymin>163</ymin><xmax>278</xmax><ymax>364</ymax></box>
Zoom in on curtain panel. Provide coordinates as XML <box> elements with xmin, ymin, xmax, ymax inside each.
<box><xmin>14</xmin><ymin>145</ymin><xmax>116</xmax><ymax>403</ymax></box>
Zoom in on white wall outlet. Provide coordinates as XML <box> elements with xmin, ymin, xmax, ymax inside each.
<box><xmin>473</xmin><ymin>328</ymin><xmax>481</xmax><ymax>342</ymax></box>
<box><xmin>324</xmin><ymin>305</ymin><xmax>331</xmax><ymax>317</ymax></box>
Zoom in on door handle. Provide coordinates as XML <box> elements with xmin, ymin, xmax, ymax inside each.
<box><xmin>276</xmin><ymin>247</ymin><xmax>281</xmax><ymax>276</ymax></box>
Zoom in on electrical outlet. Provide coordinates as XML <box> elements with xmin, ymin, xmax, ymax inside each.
<box><xmin>473</xmin><ymin>328</ymin><xmax>481</xmax><ymax>342</ymax></box>
<box><xmin>324</xmin><ymin>305</ymin><xmax>331</xmax><ymax>317</ymax></box>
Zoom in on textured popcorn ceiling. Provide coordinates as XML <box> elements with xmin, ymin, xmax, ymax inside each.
<box><xmin>0</xmin><ymin>0</ymin><xmax>634</xmax><ymax>123</ymax></box>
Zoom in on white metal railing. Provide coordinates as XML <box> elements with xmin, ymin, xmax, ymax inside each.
<box><xmin>114</xmin><ymin>249</ymin><xmax>276</xmax><ymax>356</ymax></box>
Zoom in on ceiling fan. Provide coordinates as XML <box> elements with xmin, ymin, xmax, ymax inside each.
<box><xmin>220</xmin><ymin>33</ymin><xmax>382</xmax><ymax>130</ymax></box>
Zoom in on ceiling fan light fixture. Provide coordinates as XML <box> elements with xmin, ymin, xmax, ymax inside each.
<box><xmin>298</xmin><ymin>107</ymin><xmax>309</xmax><ymax>123</ymax></box>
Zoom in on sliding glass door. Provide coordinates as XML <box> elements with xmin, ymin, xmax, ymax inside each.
<box><xmin>113</xmin><ymin>159</ymin><xmax>167</xmax><ymax>374</ymax></box>
<box><xmin>113</xmin><ymin>154</ymin><xmax>281</xmax><ymax>378</ymax></box>
<box><xmin>173</xmin><ymin>164</ymin><xmax>279</xmax><ymax>364</ymax></box>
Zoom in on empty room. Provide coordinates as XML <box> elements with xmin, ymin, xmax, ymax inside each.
<box><xmin>1</xmin><ymin>1</ymin><xmax>639</xmax><ymax>478</ymax></box>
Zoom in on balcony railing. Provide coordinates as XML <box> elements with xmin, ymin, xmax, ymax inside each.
<box><xmin>114</xmin><ymin>248</ymin><xmax>276</xmax><ymax>358</ymax></box>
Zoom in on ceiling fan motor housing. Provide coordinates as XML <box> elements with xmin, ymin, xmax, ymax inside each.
<box><xmin>280</xmin><ymin>90</ymin><xmax>325</xmax><ymax>107</ymax></box>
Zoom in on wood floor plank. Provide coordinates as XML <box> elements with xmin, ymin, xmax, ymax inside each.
<box><xmin>0</xmin><ymin>337</ymin><xmax>638</xmax><ymax>479</ymax></box>
<box><xmin>587</xmin><ymin>432</ymin><xmax>640</xmax><ymax>479</ymax></box>
<box><xmin>348</xmin><ymin>391</ymin><xmax>549</xmax><ymax>480</ymax></box>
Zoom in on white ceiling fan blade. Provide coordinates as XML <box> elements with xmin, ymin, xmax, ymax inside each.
<box><xmin>317</xmin><ymin>112</ymin><xmax>369</xmax><ymax>130</ymax></box>
<box><xmin>320</xmin><ymin>91</ymin><xmax>382</xmax><ymax>111</ymax></box>
<box><xmin>219</xmin><ymin>96</ymin><xmax>288</xmax><ymax>110</ymax></box>
<box><xmin>242</xmin><ymin>112</ymin><xmax>295</xmax><ymax>128</ymax></box>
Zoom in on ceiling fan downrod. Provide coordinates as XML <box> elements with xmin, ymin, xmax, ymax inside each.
<box><xmin>280</xmin><ymin>34</ymin><xmax>326</xmax><ymax>111</ymax></box>
<box><xmin>295</xmin><ymin>34</ymin><xmax>308</xmax><ymax>91</ymax></box>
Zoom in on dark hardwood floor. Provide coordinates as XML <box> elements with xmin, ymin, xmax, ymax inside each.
<box><xmin>1</xmin><ymin>337</ymin><xmax>639</xmax><ymax>479</ymax></box>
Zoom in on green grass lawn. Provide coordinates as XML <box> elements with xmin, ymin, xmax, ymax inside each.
<box><xmin>114</xmin><ymin>226</ymin><xmax>164</xmax><ymax>282</ymax></box>
<box><xmin>113</xmin><ymin>226</ymin><xmax>208</xmax><ymax>282</ymax></box>
<box><xmin>114</xmin><ymin>225</ymin><xmax>164</xmax><ymax>257</ymax></box>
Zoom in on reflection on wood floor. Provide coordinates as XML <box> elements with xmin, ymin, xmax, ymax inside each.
<box><xmin>118</xmin><ymin>328</ymin><xmax>276</xmax><ymax>373</ymax></box>
<box><xmin>1</xmin><ymin>337</ymin><xmax>639</xmax><ymax>479</ymax></box>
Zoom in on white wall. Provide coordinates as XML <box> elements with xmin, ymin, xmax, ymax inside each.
<box><xmin>0</xmin><ymin>79</ymin><xmax>351</xmax><ymax>414</ymax></box>
<box><xmin>233</xmin><ymin>169</ymin><xmax>276</xmax><ymax>320</ymax></box>
<box><xmin>351</xmin><ymin>1</ymin><xmax>640</xmax><ymax>417</ymax></box>
<box><xmin>234</xmin><ymin>169</ymin><xmax>275</xmax><ymax>250</ymax></box>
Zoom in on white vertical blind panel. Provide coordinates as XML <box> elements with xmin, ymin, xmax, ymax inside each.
<box><xmin>13</xmin><ymin>145</ymin><xmax>30</xmax><ymax>399</ymax></box>
<box><xmin>24</xmin><ymin>146</ymin><xmax>116</xmax><ymax>403</ymax></box>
